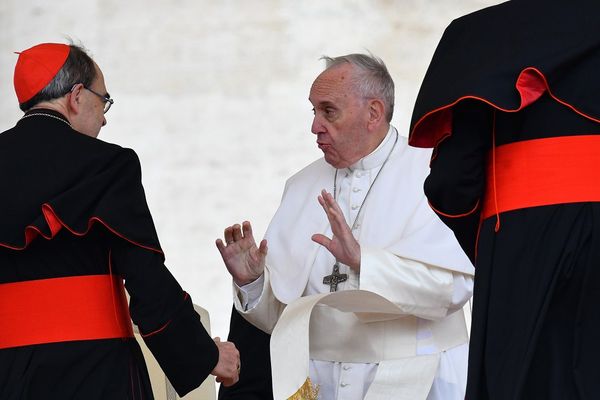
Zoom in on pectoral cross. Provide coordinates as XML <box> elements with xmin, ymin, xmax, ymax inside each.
<box><xmin>323</xmin><ymin>263</ymin><xmax>348</xmax><ymax>292</ymax></box>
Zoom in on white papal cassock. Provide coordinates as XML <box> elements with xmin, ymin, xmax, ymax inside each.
<box><xmin>234</xmin><ymin>127</ymin><xmax>474</xmax><ymax>400</ymax></box>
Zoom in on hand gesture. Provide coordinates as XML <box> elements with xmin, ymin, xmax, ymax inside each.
<box><xmin>211</xmin><ymin>337</ymin><xmax>240</xmax><ymax>387</ymax></box>
<box><xmin>311</xmin><ymin>190</ymin><xmax>361</xmax><ymax>272</ymax></box>
<box><xmin>216</xmin><ymin>221</ymin><xmax>268</xmax><ymax>286</ymax></box>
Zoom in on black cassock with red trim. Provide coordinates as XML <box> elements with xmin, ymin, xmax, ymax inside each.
<box><xmin>409</xmin><ymin>1</ymin><xmax>600</xmax><ymax>399</ymax></box>
<box><xmin>409</xmin><ymin>0</ymin><xmax>600</xmax><ymax>149</ymax></box>
<box><xmin>0</xmin><ymin>109</ymin><xmax>218</xmax><ymax>399</ymax></box>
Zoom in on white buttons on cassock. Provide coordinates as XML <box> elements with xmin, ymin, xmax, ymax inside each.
<box><xmin>351</xmin><ymin>205</ymin><xmax>359</xmax><ymax>210</ymax></box>
<box><xmin>352</xmin><ymin>187</ymin><xmax>361</xmax><ymax>192</ymax></box>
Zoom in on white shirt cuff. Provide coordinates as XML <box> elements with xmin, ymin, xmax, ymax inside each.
<box><xmin>236</xmin><ymin>274</ymin><xmax>265</xmax><ymax>311</ymax></box>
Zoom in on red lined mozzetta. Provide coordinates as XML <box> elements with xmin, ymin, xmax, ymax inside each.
<box><xmin>409</xmin><ymin>67</ymin><xmax>600</xmax><ymax>149</ymax></box>
<box><xmin>0</xmin><ymin>275</ymin><xmax>133</xmax><ymax>349</ymax></box>
<box><xmin>0</xmin><ymin>203</ymin><xmax>163</xmax><ymax>255</ymax></box>
<box><xmin>482</xmin><ymin>135</ymin><xmax>600</xmax><ymax>220</ymax></box>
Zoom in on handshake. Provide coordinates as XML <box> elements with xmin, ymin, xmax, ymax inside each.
<box><xmin>211</xmin><ymin>337</ymin><xmax>241</xmax><ymax>386</ymax></box>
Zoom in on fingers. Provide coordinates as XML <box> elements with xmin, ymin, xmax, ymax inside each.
<box><xmin>220</xmin><ymin>352</ymin><xmax>241</xmax><ymax>386</ymax></box>
<box><xmin>320</xmin><ymin>189</ymin><xmax>337</xmax><ymax>209</ymax></box>
<box><xmin>311</xmin><ymin>233</ymin><xmax>331</xmax><ymax>249</ymax></box>
<box><xmin>258</xmin><ymin>239</ymin><xmax>268</xmax><ymax>257</ymax></box>
<box><xmin>242</xmin><ymin>221</ymin><xmax>253</xmax><ymax>240</ymax></box>
<box><xmin>215</xmin><ymin>238</ymin><xmax>226</xmax><ymax>254</ymax></box>
<box><xmin>232</xmin><ymin>224</ymin><xmax>242</xmax><ymax>242</ymax></box>
<box><xmin>220</xmin><ymin>222</ymin><xmax>253</xmax><ymax>247</ymax></box>
<box><xmin>216</xmin><ymin>236</ymin><xmax>243</xmax><ymax>258</ymax></box>
<box><xmin>223</xmin><ymin>225</ymin><xmax>235</xmax><ymax>245</ymax></box>
<box><xmin>318</xmin><ymin>190</ymin><xmax>343</xmax><ymax>221</ymax></box>
<box><xmin>318</xmin><ymin>190</ymin><xmax>351</xmax><ymax>236</ymax></box>
<box><xmin>211</xmin><ymin>340</ymin><xmax>240</xmax><ymax>386</ymax></box>
<box><xmin>215</xmin><ymin>373</ymin><xmax>238</xmax><ymax>386</ymax></box>
<box><xmin>314</xmin><ymin>190</ymin><xmax>343</xmax><ymax>247</ymax></box>
<box><xmin>219</xmin><ymin>376</ymin><xmax>238</xmax><ymax>387</ymax></box>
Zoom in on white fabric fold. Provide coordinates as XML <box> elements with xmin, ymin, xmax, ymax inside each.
<box><xmin>270</xmin><ymin>290</ymin><xmax>468</xmax><ymax>400</ymax></box>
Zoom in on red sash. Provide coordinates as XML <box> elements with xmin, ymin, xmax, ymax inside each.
<box><xmin>0</xmin><ymin>275</ymin><xmax>133</xmax><ymax>350</ymax></box>
<box><xmin>483</xmin><ymin>135</ymin><xmax>600</xmax><ymax>220</ymax></box>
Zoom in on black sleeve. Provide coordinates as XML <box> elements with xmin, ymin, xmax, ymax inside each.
<box><xmin>424</xmin><ymin>99</ymin><xmax>492</xmax><ymax>261</ymax></box>
<box><xmin>218</xmin><ymin>306</ymin><xmax>273</xmax><ymax>400</ymax></box>
<box><xmin>111</xmin><ymin>242</ymin><xmax>219</xmax><ymax>397</ymax></box>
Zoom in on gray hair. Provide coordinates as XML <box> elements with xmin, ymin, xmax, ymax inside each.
<box><xmin>321</xmin><ymin>53</ymin><xmax>395</xmax><ymax>122</ymax></box>
<box><xmin>19</xmin><ymin>43</ymin><xmax>97</xmax><ymax>111</ymax></box>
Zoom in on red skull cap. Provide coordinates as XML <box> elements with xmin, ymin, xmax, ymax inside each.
<box><xmin>14</xmin><ymin>43</ymin><xmax>71</xmax><ymax>104</ymax></box>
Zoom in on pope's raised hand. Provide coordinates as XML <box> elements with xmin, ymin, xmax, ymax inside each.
<box><xmin>311</xmin><ymin>189</ymin><xmax>361</xmax><ymax>272</ymax></box>
<box><xmin>216</xmin><ymin>221</ymin><xmax>267</xmax><ymax>286</ymax></box>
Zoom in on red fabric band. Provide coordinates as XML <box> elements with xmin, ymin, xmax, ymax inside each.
<box><xmin>0</xmin><ymin>274</ymin><xmax>133</xmax><ymax>350</ymax></box>
<box><xmin>483</xmin><ymin>135</ymin><xmax>600</xmax><ymax>220</ymax></box>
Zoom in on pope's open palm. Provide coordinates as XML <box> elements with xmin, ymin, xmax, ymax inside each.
<box><xmin>216</xmin><ymin>221</ymin><xmax>267</xmax><ymax>286</ymax></box>
<box><xmin>311</xmin><ymin>190</ymin><xmax>361</xmax><ymax>272</ymax></box>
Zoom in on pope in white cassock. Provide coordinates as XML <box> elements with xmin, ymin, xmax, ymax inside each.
<box><xmin>217</xmin><ymin>54</ymin><xmax>474</xmax><ymax>400</ymax></box>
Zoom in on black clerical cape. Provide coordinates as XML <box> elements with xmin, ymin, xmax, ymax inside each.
<box><xmin>409</xmin><ymin>1</ymin><xmax>600</xmax><ymax>399</ymax></box>
<box><xmin>0</xmin><ymin>110</ymin><xmax>218</xmax><ymax>399</ymax></box>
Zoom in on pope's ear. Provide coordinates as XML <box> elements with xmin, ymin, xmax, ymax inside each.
<box><xmin>367</xmin><ymin>98</ymin><xmax>385</xmax><ymax>127</ymax></box>
<box><xmin>67</xmin><ymin>83</ymin><xmax>83</xmax><ymax>113</ymax></box>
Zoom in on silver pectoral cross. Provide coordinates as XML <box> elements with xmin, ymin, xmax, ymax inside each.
<box><xmin>323</xmin><ymin>263</ymin><xmax>348</xmax><ymax>292</ymax></box>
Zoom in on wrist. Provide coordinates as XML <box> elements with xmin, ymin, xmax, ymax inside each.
<box><xmin>234</xmin><ymin>272</ymin><xmax>262</xmax><ymax>287</ymax></box>
<box><xmin>350</xmin><ymin>245</ymin><xmax>361</xmax><ymax>272</ymax></box>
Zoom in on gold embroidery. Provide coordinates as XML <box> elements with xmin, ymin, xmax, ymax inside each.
<box><xmin>287</xmin><ymin>377</ymin><xmax>320</xmax><ymax>400</ymax></box>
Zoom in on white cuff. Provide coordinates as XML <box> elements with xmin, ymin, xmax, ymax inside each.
<box><xmin>359</xmin><ymin>247</ymin><xmax>457</xmax><ymax>320</ymax></box>
<box><xmin>235</xmin><ymin>274</ymin><xmax>265</xmax><ymax>311</ymax></box>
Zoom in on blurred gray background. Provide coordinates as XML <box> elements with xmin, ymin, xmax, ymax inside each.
<box><xmin>0</xmin><ymin>0</ymin><xmax>501</xmax><ymax>372</ymax></box>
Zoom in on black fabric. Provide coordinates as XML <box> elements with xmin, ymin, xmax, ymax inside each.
<box><xmin>409</xmin><ymin>0</ymin><xmax>600</xmax><ymax>148</ymax></box>
<box><xmin>143</xmin><ymin>294</ymin><xmax>218</xmax><ymax>396</ymax></box>
<box><xmin>422</xmin><ymin>91</ymin><xmax>600</xmax><ymax>400</ymax></box>
<box><xmin>423</xmin><ymin>100</ymin><xmax>491</xmax><ymax>261</ymax></box>
<box><xmin>218</xmin><ymin>306</ymin><xmax>273</xmax><ymax>400</ymax></box>
<box><xmin>1</xmin><ymin>110</ymin><xmax>162</xmax><ymax>252</ymax></box>
<box><xmin>466</xmin><ymin>204</ymin><xmax>600</xmax><ymax>400</ymax></box>
<box><xmin>0</xmin><ymin>111</ymin><xmax>218</xmax><ymax>399</ymax></box>
<box><xmin>0</xmin><ymin>337</ymin><xmax>153</xmax><ymax>400</ymax></box>
<box><xmin>413</xmin><ymin>4</ymin><xmax>600</xmax><ymax>396</ymax></box>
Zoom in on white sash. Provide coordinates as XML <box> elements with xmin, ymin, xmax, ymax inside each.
<box><xmin>270</xmin><ymin>290</ymin><xmax>468</xmax><ymax>400</ymax></box>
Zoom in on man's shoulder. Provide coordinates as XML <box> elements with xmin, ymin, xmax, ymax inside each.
<box><xmin>61</xmin><ymin>133</ymin><xmax>142</xmax><ymax>177</ymax></box>
<box><xmin>447</xmin><ymin>0</ymin><xmax>512</xmax><ymax>29</ymax></box>
<box><xmin>69</xmin><ymin>129</ymin><xmax>131</xmax><ymax>157</ymax></box>
<box><xmin>0</xmin><ymin>122</ymin><xmax>135</xmax><ymax>172</ymax></box>
<box><xmin>395</xmin><ymin>135</ymin><xmax>433</xmax><ymax>170</ymax></box>
<box><xmin>285</xmin><ymin>157</ymin><xmax>330</xmax><ymax>187</ymax></box>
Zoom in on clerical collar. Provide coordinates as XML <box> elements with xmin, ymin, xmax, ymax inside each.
<box><xmin>19</xmin><ymin>108</ymin><xmax>71</xmax><ymax>128</ymax></box>
<box><xmin>346</xmin><ymin>125</ymin><xmax>396</xmax><ymax>172</ymax></box>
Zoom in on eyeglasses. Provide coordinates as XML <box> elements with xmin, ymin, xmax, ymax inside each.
<box><xmin>84</xmin><ymin>87</ymin><xmax>114</xmax><ymax>114</ymax></box>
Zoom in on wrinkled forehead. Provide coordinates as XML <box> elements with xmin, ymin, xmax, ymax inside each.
<box><xmin>309</xmin><ymin>64</ymin><xmax>358</xmax><ymax>105</ymax></box>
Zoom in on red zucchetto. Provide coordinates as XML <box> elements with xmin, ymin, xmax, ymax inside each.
<box><xmin>14</xmin><ymin>43</ymin><xmax>71</xmax><ymax>104</ymax></box>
